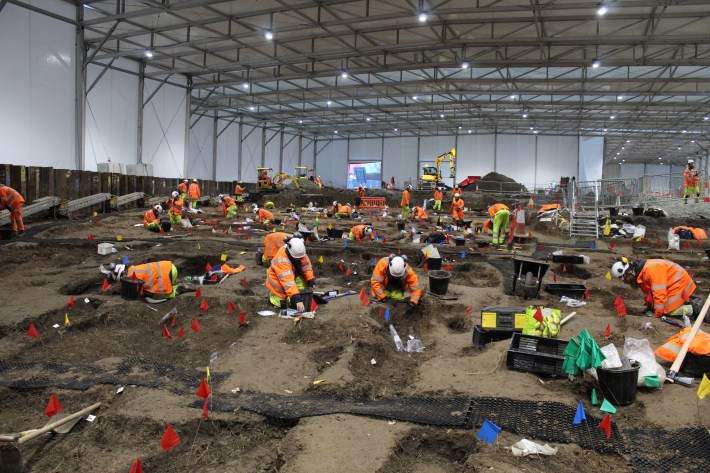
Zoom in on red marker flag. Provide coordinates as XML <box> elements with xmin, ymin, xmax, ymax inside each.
<box><xmin>239</xmin><ymin>311</ymin><xmax>246</xmax><ymax>326</ymax></box>
<box><xmin>171</xmin><ymin>313</ymin><xmax>177</xmax><ymax>327</ymax></box>
<box><xmin>604</xmin><ymin>324</ymin><xmax>611</xmax><ymax>338</ymax></box>
<box><xmin>345</xmin><ymin>267</ymin><xmax>352</xmax><ymax>277</ymax></box>
<box><xmin>338</xmin><ymin>262</ymin><xmax>344</xmax><ymax>272</ymax></box>
<box><xmin>533</xmin><ymin>307</ymin><xmax>544</xmax><ymax>323</ymax></box>
<box><xmin>205</xmin><ymin>263</ymin><xmax>212</xmax><ymax>272</ymax></box>
<box><xmin>597</xmin><ymin>414</ymin><xmax>612</xmax><ymax>439</ymax></box>
<box><xmin>68</xmin><ymin>296</ymin><xmax>75</xmax><ymax>309</ymax></box>
<box><xmin>242</xmin><ymin>277</ymin><xmax>247</xmax><ymax>288</ymax></box>
<box><xmin>45</xmin><ymin>393</ymin><xmax>64</xmax><ymax>418</ymax></box>
<box><xmin>191</xmin><ymin>318</ymin><xmax>201</xmax><ymax>333</ymax></box>
<box><xmin>196</xmin><ymin>378</ymin><xmax>211</xmax><ymax>399</ymax></box>
<box><xmin>88</xmin><ymin>234</ymin><xmax>94</xmax><ymax>241</ymax></box>
<box><xmin>585</xmin><ymin>288</ymin><xmax>590</xmax><ymax>300</ymax></box>
<box><xmin>613</xmin><ymin>295</ymin><xmax>627</xmax><ymax>317</ymax></box>
<box><xmin>227</xmin><ymin>301</ymin><xmax>235</xmax><ymax>313</ymax></box>
<box><xmin>684</xmin><ymin>241</ymin><xmax>691</xmax><ymax>249</ymax></box>
<box><xmin>101</xmin><ymin>279</ymin><xmax>111</xmax><ymax>292</ymax></box>
<box><xmin>444</xmin><ymin>263</ymin><xmax>453</xmax><ymax>271</ymax></box>
<box><xmin>682</xmin><ymin>290</ymin><xmax>690</xmax><ymax>303</ymax></box>
<box><xmin>553</xmin><ymin>274</ymin><xmax>557</xmax><ymax>283</ymax></box>
<box><xmin>562</xmin><ymin>264</ymin><xmax>567</xmax><ymax>274</ymax></box>
<box><xmin>195</xmin><ymin>287</ymin><xmax>202</xmax><ymax>298</ymax></box>
<box><xmin>310</xmin><ymin>298</ymin><xmax>318</xmax><ymax>312</ymax></box>
<box><xmin>162</xmin><ymin>324</ymin><xmax>172</xmax><ymax>339</ymax></box>
<box><xmin>359</xmin><ymin>287</ymin><xmax>369</xmax><ymax>307</ymax></box>
<box><xmin>540</xmin><ymin>244</ymin><xmax>545</xmax><ymax>251</ymax></box>
<box><xmin>610</xmin><ymin>241</ymin><xmax>615</xmax><ymax>249</ymax></box>
<box><xmin>27</xmin><ymin>323</ymin><xmax>39</xmax><ymax>339</ymax></box>
<box><xmin>160</xmin><ymin>424</ymin><xmax>181</xmax><ymax>452</ymax></box>
<box><xmin>656</xmin><ymin>239</ymin><xmax>662</xmax><ymax>246</ymax></box>
<box><xmin>466</xmin><ymin>306</ymin><xmax>472</xmax><ymax>315</ymax></box>
<box><xmin>129</xmin><ymin>457</ymin><xmax>144</xmax><ymax>473</ymax></box>
<box><xmin>178</xmin><ymin>325</ymin><xmax>185</xmax><ymax>338</ymax></box>
<box><xmin>201</xmin><ymin>398</ymin><xmax>209</xmax><ymax>419</ymax></box>
<box><xmin>200</xmin><ymin>299</ymin><xmax>209</xmax><ymax>311</ymax></box>
<box><xmin>379</xmin><ymin>308</ymin><xmax>383</xmax><ymax>319</ymax></box>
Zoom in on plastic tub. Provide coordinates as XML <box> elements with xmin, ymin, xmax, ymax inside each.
<box><xmin>428</xmin><ymin>270</ymin><xmax>451</xmax><ymax>296</ymax></box>
<box><xmin>97</xmin><ymin>243</ymin><xmax>115</xmax><ymax>255</ymax></box>
<box><xmin>545</xmin><ymin>284</ymin><xmax>587</xmax><ymax>298</ymax></box>
<box><xmin>472</xmin><ymin>325</ymin><xmax>519</xmax><ymax>348</ymax></box>
<box><xmin>632</xmin><ymin>207</ymin><xmax>644</xmax><ymax>216</ymax></box>
<box><xmin>597</xmin><ymin>359</ymin><xmax>640</xmax><ymax>405</ymax></box>
<box><xmin>120</xmin><ymin>277</ymin><xmax>144</xmax><ymax>300</ymax></box>
<box><xmin>551</xmin><ymin>255</ymin><xmax>585</xmax><ymax>264</ymax></box>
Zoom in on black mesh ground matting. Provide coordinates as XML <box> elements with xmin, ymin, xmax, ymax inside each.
<box><xmin>0</xmin><ymin>357</ymin><xmax>227</xmax><ymax>394</ymax></box>
<box><xmin>625</xmin><ymin>428</ymin><xmax>710</xmax><ymax>472</ymax></box>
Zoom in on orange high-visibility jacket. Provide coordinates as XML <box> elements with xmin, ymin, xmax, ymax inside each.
<box><xmin>400</xmin><ymin>189</ymin><xmax>410</xmax><ymax>207</ymax></box>
<box><xmin>256</xmin><ymin>208</ymin><xmax>274</xmax><ymax>222</ymax></box>
<box><xmin>222</xmin><ymin>196</ymin><xmax>236</xmax><ymax>208</ymax></box>
<box><xmin>412</xmin><ymin>206</ymin><xmax>428</xmax><ymax>220</ymax></box>
<box><xmin>263</xmin><ymin>232</ymin><xmax>290</xmax><ymax>260</ymax></box>
<box><xmin>673</xmin><ymin>226</ymin><xmax>708</xmax><ymax>240</ymax></box>
<box><xmin>357</xmin><ymin>187</ymin><xmax>365</xmax><ymax>199</ymax></box>
<box><xmin>330</xmin><ymin>203</ymin><xmax>351</xmax><ymax>215</ymax></box>
<box><xmin>370</xmin><ymin>257</ymin><xmax>422</xmax><ymax>305</ymax></box>
<box><xmin>487</xmin><ymin>203</ymin><xmax>509</xmax><ymax>218</ymax></box>
<box><xmin>451</xmin><ymin>198</ymin><xmax>465</xmax><ymax>219</ymax></box>
<box><xmin>178</xmin><ymin>182</ymin><xmax>187</xmax><ymax>194</ymax></box>
<box><xmin>144</xmin><ymin>209</ymin><xmax>160</xmax><ymax>226</ymax></box>
<box><xmin>188</xmin><ymin>182</ymin><xmax>201</xmax><ymax>199</ymax></box>
<box><xmin>265</xmin><ymin>246</ymin><xmax>315</xmax><ymax>299</ymax></box>
<box><xmin>127</xmin><ymin>261</ymin><xmax>174</xmax><ymax>295</ymax></box>
<box><xmin>656</xmin><ymin>327</ymin><xmax>710</xmax><ymax>362</ymax></box>
<box><xmin>234</xmin><ymin>184</ymin><xmax>244</xmax><ymax>195</ymax></box>
<box><xmin>684</xmin><ymin>168</ymin><xmax>700</xmax><ymax>187</ymax></box>
<box><xmin>168</xmin><ymin>198</ymin><xmax>184</xmax><ymax>216</ymax></box>
<box><xmin>0</xmin><ymin>186</ymin><xmax>24</xmax><ymax>210</ymax></box>
<box><xmin>351</xmin><ymin>224</ymin><xmax>374</xmax><ymax>241</ymax></box>
<box><xmin>637</xmin><ymin>259</ymin><xmax>696</xmax><ymax>317</ymax></box>
<box><xmin>538</xmin><ymin>203</ymin><xmax>560</xmax><ymax>213</ymax></box>
<box><xmin>433</xmin><ymin>189</ymin><xmax>443</xmax><ymax>200</ymax></box>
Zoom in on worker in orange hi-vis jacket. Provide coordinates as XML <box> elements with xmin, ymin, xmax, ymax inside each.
<box><xmin>0</xmin><ymin>184</ymin><xmax>25</xmax><ymax>235</ymax></box>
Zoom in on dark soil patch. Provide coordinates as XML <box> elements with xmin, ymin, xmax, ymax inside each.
<box><xmin>453</xmin><ymin>262</ymin><xmax>501</xmax><ymax>287</ymax></box>
<box><xmin>310</xmin><ymin>345</ymin><xmax>345</xmax><ymax>372</ymax></box>
<box><xmin>445</xmin><ymin>314</ymin><xmax>471</xmax><ymax>333</ymax></box>
<box><xmin>347</xmin><ymin>336</ymin><xmax>419</xmax><ymax>397</ymax></box>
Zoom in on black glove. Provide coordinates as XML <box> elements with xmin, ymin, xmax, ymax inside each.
<box><xmin>308</xmin><ymin>279</ymin><xmax>316</xmax><ymax>287</ymax></box>
<box><xmin>405</xmin><ymin>302</ymin><xmax>416</xmax><ymax>315</ymax></box>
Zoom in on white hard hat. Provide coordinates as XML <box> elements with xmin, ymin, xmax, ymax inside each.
<box><xmin>193</xmin><ymin>179</ymin><xmax>198</xmax><ymax>182</ymax></box>
<box><xmin>286</xmin><ymin>237</ymin><xmax>307</xmax><ymax>259</ymax></box>
<box><xmin>688</xmin><ymin>159</ymin><xmax>695</xmax><ymax>164</ymax></box>
<box><xmin>406</xmin><ymin>184</ymin><xmax>412</xmax><ymax>189</ymax></box>
<box><xmin>411</xmin><ymin>207</ymin><xmax>416</xmax><ymax>212</ymax></box>
<box><xmin>253</xmin><ymin>207</ymin><xmax>259</xmax><ymax>214</ymax></box>
<box><xmin>454</xmin><ymin>193</ymin><xmax>460</xmax><ymax>198</ymax></box>
<box><xmin>183</xmin><ymin>179</ymin><xmax>188</xmax><ymax>183</ymax></box>
<box><xmin>389</xmin><ymin>256</ymin><xmax>406</xmax><ymax>278</ymax></box>
<box><xmin>364</xmin><ymin>226</ymin><xmax>373</xmax><ymax>235</ymax></box>
<box><xmin>333</xmin><ymin>200</ymin><xmax>338</xmax><ymax>206</ymax></box>
<box><xmin>611</xmin><ymin>261</ymin><xmax>629</xmax><ymax>280</ymax></box>
<box><xmin>154</xmin><ymin>205</ymin><xmax>163</xmax><ymax>213</ymax></box>
<box><xmin>171</xmin><ymin>191</ymin><xmax>179</xmax><ymax>198</ymax></box>
<box><xmin>218</xmin><ymin>194</ymin><xmax>224</xmax><ymax>200</ymax></box>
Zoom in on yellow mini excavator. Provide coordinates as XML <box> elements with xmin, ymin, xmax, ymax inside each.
<box><xmin>419</xmin><ymin>148</ymin><xmax>456</xmax><ymax>190</ymax></box>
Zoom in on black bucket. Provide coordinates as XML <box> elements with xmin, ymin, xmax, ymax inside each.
<box><xmin>632</xmin><ymin>207</ymin><xmax>644</xmax><ymax>216</ymax></box>
<box><xmin>428</xmin><ymin>270</ymin><xmax>452</xmax><ymax>296</ymax></box>
<box><xmin>427</xmin><ymin>257</ymin><xmax>442</xmax><ymax>270</ymax></box>
<box><xmin>273</xmin><ymin>218</ymin><xmax>282</xmax><ymax>225</ymax></box>
<box><xmin>397</xmin><ymin>222</ymin><xmax>405</xmax><ymax>231</ymax></box>
<box><xmin>326</xmin><ymin>228</ymin><xmax>344</xmax><ymax>238</ymax></box>
<box><xmin>291</xmin><ymin>290</ymin><xmax>313</xmax><ymax>310</ymax></box>
<box><xmin>607</xmin><ymin>207</ymin><xmax>619</xmax><ymax>217</ymax></box>
<box><xmin>120</xmin><ymin>277</ymin><xmax>144</xmax><ymax>300</ymax></box>
<box><xmin>0</xmin><ymin>226</ymin><xmax>13</xmax><ymax>240</ymax></box>
<box><xmin>454</xmin><ymin>237</ymin><xmax>465</xmax><ymax>246</ymax></box>
<box><xmin>161</xmin><ymin>221</ymin><xmax>172</xmax><ymax>232</ymax></box>
<box><xmin>597</xmin><ymin>359</ymin><xmax>640</xmax><ymax>405</ymax></box>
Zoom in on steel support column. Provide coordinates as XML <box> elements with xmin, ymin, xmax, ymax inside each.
<box><xmin>75</xmin><ymin>5</ymin><xmax>85</xmax><ymax>170</ymax></box>
<box><xmin>237</xmin><ymin>116</ymin><xmax>243</xmax><ymax>181</ymax></box>
<box><xmin>137</xmin><ymin>60</ymin><xmax>145</xmax><ymax>164</ymax></box>
<box><xmin>183</xmin><ymin>78</ymin><xmax>192</xmax><ymax>178</ymax></box>
<box><xmin>278</xmin><ymin>127</ymin><xmax>284</xmax><ymax>173</ymax></box>
<box><xmin>297</xmin><ymin>134</ymin><xmax>303</xmax><ymax>167</ymax></box>
<box><xmin>212</xmin><ymin>113</ymin><xmax>218</xmax><ymax>180</ymax></box>
<box><xmin>261</xmin><ymin>125</ymin><xmax>266</xmax><ymax>168</ymax></box>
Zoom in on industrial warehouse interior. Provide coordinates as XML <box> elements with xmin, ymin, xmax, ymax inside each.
<box><xmin>1</xmin><ymin>1</ymin><xmax>710</xmax><ymax>472</ymax></box>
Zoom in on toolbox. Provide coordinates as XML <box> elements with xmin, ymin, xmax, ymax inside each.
<box><xmin>480</xmin><ymin>306</ymin><xmax>527</xmax><ymax>330</ymax></box>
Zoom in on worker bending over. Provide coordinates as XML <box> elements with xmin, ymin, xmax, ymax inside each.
<box><xmin>257</xmin><ymin>231</ymin><xmax>302</xmax><ymax>266</ymax></box>
<box><xmin>234</xmin><ymin>182</ymin><xmax>245</xmax><ymax>203</ymax></box>
<box><xmin>450</xmin><ymin>193</ymin><xmax>465</xmax><ymax>226</ymax></box>
<box><xmin>188</xmin><ymin>179</ymin><xmax>201</xmax><ymax>208</ymax></box>
<box><xmin>484</xmin><ymin>203</ymin><xmax>510</xmax><ymax>244</ymax></box>
<box><xmin>371</xmin><ymin>255</ymin><xmax>421</xmax><ymax>315</ymax></box>
<box><xmin>178</xmin><ymin>180</ymin><xmax>188</xmax><ymax>201</ymax></box>
<box><xmin>253</xmin><ymin>205</ymin><xmax>274</xmax><ymax>225</ymax></box>
<box><xmin>411</xmin><ymin>206</ymin><xmax>428</xmax><ymax>221</ymax></box>
<box><xmin>349</xmin><ymin>224</ymin><xmax>374</xmax><ymax>242</ymax></box>
<box><xmin>432</xmin><ymin>187</ymin><xmax>443</xmax><ymax>211</ymax></box>
<box><xmin>144</xmin><ymin>205</ymin><xmax>163</xmax><ymax>232</ymax></box>
<box><xmin>683</xmin><ymin>159</ymin><xmax>701</xmax><ymax>204</ymax></box>
<box><xmin>0</xmin><ymin>184</ymin><xmax>25</xmax><ymax>236</ymax></box>
<box><xmin>127</xmin><ymin>260</ymin><xmax>179</xmax><ymax>301</ymax></box>
<box><xmin>219</xmin><ymin>194</ymin><xmax>237</xmax><ymax>218</ymax></box>
<box><xmin>265</xmin><ymin>237</ymin><xmax>316</xmax><ymax>311</ymax></box>
<box><xmin>167</xmin><ymin>191</ymin><xmax>184</xmax><ymax>224</ymax></box>
<box><xmin>611</xmin><ymin>257</ymin><xmax>704</xmax><ymax>318</ymax></box>
<box><xmin>329</xmin><ymin>201</ymin><xmax>352</xmax><ymax>218</ymax></box>
<box><xmin>400</xmin><ymin>185</ymin><xmax>411</xmax><ymax>218</ymax></box>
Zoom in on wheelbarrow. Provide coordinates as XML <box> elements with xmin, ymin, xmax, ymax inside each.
<box><xmin>511</xmin><ymin>256</ymin><xmax>550</xmax><ymax>300</ymax></box>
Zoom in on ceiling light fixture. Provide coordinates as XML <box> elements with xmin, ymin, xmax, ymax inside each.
<box><xmin>341</xmin><ymin>72</ymin><xmax>348</xmax><ymax>78</ymax></box>
<box><xmin>598</xmin><ymin>5</ymin><xmax>608</xmax><ymax>16</ymax></box>
<box><xmin>334</xmin><ymin>130</ymin><xmax>338</xmax><ymax>134</ymax></box>
<box><xmin>592</xmin><ymin>61</ymin><xmax>600</xmax><ymax>68</ymax></box>
<box><xmin>299</xmin><ymin>119</ymin><xmax>303</xmax><ymax>124</ymax></box>
<box><xmin>264</xmin><ymin>30</ymin><xmax>274</xmax><ymax>40</ymax></box>
<box><xmin>510</xmin><ymin>94</ymin><xmax>517</xmax><ymax>99</ymax></box>
<box><xmin>242</xmin><ymin>82</ymin><xmax>249</xmax><ymax>89</ymax></box>
<box><xmin>704</xmin><ymin>116</ymin><xmax>709</xmax><ymax>120</ymax></box>
<box><xmin>617</xmin><ymin>95</ymin><xmax>624</xmax><ymax>100</ymax></box>
<box><xmin>468</xmin><ymin>129</ymin><xmax>472</xmax><ymax>133</ymax></box>
<box><xmin>418</xmin><ymin>12</ymin><xmax>428</xmax><ymax>22</ymax></box>
<box><xmin>604</xmin><ymin>128</ymin><xmax>608</xmax><ymax>131</ymax></box>
<box><xmin>327</xmin><ymin>100</ymin><xmax>332</xmax><ymax>105</ymax></box>
<box><xmin>366</xmin><ymin>117</ymin><xmax>371</xmax><ymax>121</ymax></box>
<box><xmin>439</xmin><ymin>113</ymin><xmax>445</xmax><ymax>118</ymax></box>
<box><xmin>682</xmin><ymin>129</ymin><xmax>688</xmax><ymax>133</ymax></box>
<box><xmin>461</xmin><ymin>62</ymin><xmax>470</xmax><ymax>69</ymax></box>
<box><xmin>522</xmin><ymin>112</ymin><xmax>528</xmax><ymax>118</ymax></box>
<box><xmin>249</xmin><ymin>106</ymin><xmax>255</xmax><ymax>111</ymax></box>
<box><xmin>394</xmin><ymin>128</ymin><xmax>398</xmax><ymax>132</ymax></box>
<box><xmin>610</xmin><ymin>114</ymin><xmax>616</xmax><ymax>119</ymax></box>
<box><xmin>144</xmin><ymin>50</ymin><xmax>154</xmax><ymax>58</ymax></box>
<box><xmin>412</xmin><ymin>96</ymin><xmax>418</xmax><ymax>101</ymax></box>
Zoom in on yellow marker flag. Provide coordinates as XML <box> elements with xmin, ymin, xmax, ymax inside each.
<box><xmin>206</xmin><ymin>366</ymin><xmax>211</xmax><ymax>382</ymax></box>
<box><xmin>424</xmin><ymin>251</ymin><xmax>430</xmax><ymax>258</ymax></box>
<box><xmin>698</xmin><ymin>374</ymin><xmax>710</xmax><ymax>399</ymax></box>
<box><xmin>198</xmin><ymin>243</ymin><xmax>201</xmax><ymax>250</ymax></box>
<box><xmin>318</xmin><ymin>255</ymin><xmax>324</xmax><ymax>264</ymax></box>
<box><xmin>116</xmin><ymin>235</ymin><xmax>123</xmax><ymax>241</ymax></box>
<box><xmin>228</xmin><ymin>226</ymin><xmax>232</xmax><ymax>233</ymax></box>
<box><xmin>64</xmin><ymin>313</ymin><xmax>70</xmax><ymax>326</ymax></box>
<box><xmin>93</xmin><ymin>211</ymin><xmax>98</xmax><ymax>217</ymax></box>
<box><xmin>605</xmin><ymin>271</ymin><xmax>612</xmax><ymax>281</ymax></box>
<box><xmin>239</xmin><ymin>251</ymin><xmax>247</xmax><ymax>255</ymax></box>
<box><xmin>312</xmin><ymin>379</ymin><xmax>327</xmax><ymax>385</ymax></box>
<box><xmin>328</xmin><ymin>224</ymin><xmax>332</xmax><ymax>230</ymax></box>
<box><xmin>220</xmin><ymin>254</ymin><xmax>227</xmax><ymax>262</ymax></box>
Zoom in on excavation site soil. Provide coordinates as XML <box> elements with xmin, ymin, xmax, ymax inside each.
<box><xmin>1</xmin><ymin>186</ymin><xmax>709</xmax><ymax>472</ymax></box>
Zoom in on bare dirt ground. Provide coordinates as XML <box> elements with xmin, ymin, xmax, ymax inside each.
<box><xmin>1</xmin><ymin>187</ymin><xmax>709</xmax><ymax>472</ymax></box>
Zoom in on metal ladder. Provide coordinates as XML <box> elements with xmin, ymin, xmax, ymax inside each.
<box><xmin>568</xmin><ymin>178</ymin><xmax>599</xmax><ymax>240</ymax></box>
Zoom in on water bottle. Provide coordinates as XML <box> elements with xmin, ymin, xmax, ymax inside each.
<box><xmin>389</xmin><ymin>324</ymin><xmax>404</xmax><ymax>352</ymax></box>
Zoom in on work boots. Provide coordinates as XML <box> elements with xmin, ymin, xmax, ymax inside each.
<box><xmin>690</xmin><ymin>297</ymin><xmax>705</xmax><ymax>319</ymax></box>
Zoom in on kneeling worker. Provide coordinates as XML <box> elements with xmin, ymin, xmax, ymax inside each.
<box><xmin>144</xmin><ymin>205</ymin><xmax>163</xmax><ymax>232</ymax></box>
<box><xmin>219</xmin><ymin>194</ymin><xmax>237</xmax><ymax>218</ymax></box>
<box><xmin>349</xmin><ymin>224</ymin><xmax>375</xmax><ymax>242</ymax></box>
<box><xmin>127</xmin><ymin>260</ymin><xmax>179</xmax><ymax>301</ymax></box>
<box><xmin>411</xmin><ymin>205</ymin><xmax>428</xmax><ymax>221</ymax></box>
<box><xmin>483</xmin><ymin>203</ymin><xmax>510</xmax><ymax>244</ymax></box>
<box><xmin>254</xmin><ymin>205</ymin><xmax>274</xmax><ymax>224</ymax></box>
<box><xmin>265</xmin><ymin>237</ymin><xmax>316</xmax><ymax>311</ymax></box>
<box><xmin>257</xmin><ymin>231</ymin><xmax>303</xmax><ymax>266</ymax></box>
<box><xmin>611</xmin><ymin>257</ymin><xmax>704</xmax><ymax>318</ymax></box>
<box><xmin>371</xmin><ymin>254</ymin><xmax>421</xmax><ymax>315</ymax></box>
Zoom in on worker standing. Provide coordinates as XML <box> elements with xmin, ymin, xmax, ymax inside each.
<box><xmin>143</xmin><ymin>205</ymin><xmax>163</xmax><ymax>232</ymax></box>
<box><xmin>167</xmin><ymin>191</ymin><xmax>184</xmax><ymax>224</ymax></box>
<box><xmin>349</xmin><ymin>224</ymin><xmax>375</xmax><ymax>242</ymax></box>
<box><xmin>401</xmin><ymin>185</ymin><xmax>412</xmax><ymax>218</ymax></box>
<box><xmin>219</xmin><ymin>194</ymin><xmax>237</xmax><ymax>218</ymax></box>
<box><xmin>370</xmin><ymin>255</ymin><xmax>421</xmax><ymax>315</ymax></box>
<box><xmin>355</xmin><ymin>185</ymin><xmax>366</xmax><ymax>209</ymax></box>
<box><xmin>265</xmin><ymin>237</ymin><xmax>316</xmax><ymax>310</ymax></box>
<box><xmin>683</xmin><ymin>159</ymin><xmax>701</xmax><ymax>204</ymax></box>
<box><xmin>234</xmin><ymin>182</ymin><xmax>245</xmax><ymax>204</ymax></box>
<box><xmin>178</xmin><ymin>180</ymin><xmax>188</xmax><ymax>201</ymax></box>
<box><xmin>256</xmin><ymin>231</ymin><xmax>301</xmax><ymax>266</ymax></box>
<box><xmin>432</xmin><ymin>187</ymin><xmax>443</xmax><ymax>211</ymax></box>
<box><xmin>410</xmin><ymin>206</ymin><xmax>428</xmax><ymax>221</ymax></box>
<box><xmin>450</xmin><ymin>193</ymin><xmax>465</xmax><ymax>226</ymax></box>
<box><xmin>254</xmin><ymin>205</ymin><xmax>274</xmax><ymax>225</ymax></box>
<box><xmin>0</xmin><ymin>184</ymin><xmax>26</xmax><ymax>236</ymax></box>
<box><xmin>188</xmin><ymin>179</ymin><xmax>201</xmax><ymax>208</ymax></box>
<box><xmin>611</xmin><ymin>257</ymin><xmax>704</xmax><ymax>318</ymax></box>
<box><xmin>483</xmin><ymin>203</ymin><xmax>510</xmax><ymax>244</ymax></box>
<box><xmin>315</xmin><ymin>176</ymin><xmax>323</xmax><ymax>188</ymax></box>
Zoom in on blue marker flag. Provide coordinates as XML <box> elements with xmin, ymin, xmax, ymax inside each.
<box><xmin>122</xmin><ymin>256</ymin><xmax>129</xmax><ymax>265</ymax></box>
<box><xmin>385</xmin><ymin>308</ymin><xmax>391</xmax><ymax>322</ymax></box>
<box><xmin>477</xmin><ymin>419</ymin><xmax>501</xmax><ymax>444</ymax></box>
<box><xmin>461</xmin><ymin>250</ymin><xmax>467</xmax><ymax>258</ymax></box>
<box><xmin>343</xmin><ymin>239</ymin><xmax>347</xmax><ymax>248</ymax></box>
<box><xmin>573</xmin><ymin>400</ymin><xmax>586</xmax><ymax>425</ymax></box>
<box><xmin>590</xmin><ymin>242</ymin><xmax>596</xmax><ymax>250</ymax></box>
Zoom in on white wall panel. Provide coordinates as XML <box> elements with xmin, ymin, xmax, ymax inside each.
<box><xmin>241</xmin><ymin>124</ymin><xmax>262</xmax><ymax>183</ymax></box>
<box><xmin>84</xmin><ymin>63</ymin><xmax>139</xmax><ymax>170</ymax></box>
<box><xmin>455</xmin><ymin>134</ymin><xmax>495</xmax><ymax>181</ymax></box>
<box><xmin>495</xmin><ymin>135</ymin><xmax>536</xmax><ymax>186</ymax></box>
<box><xmin>317</xmin><ymin>139</ymin><xmax>348</xmax><ymax>187</ymax></box>
<box><xmin>536</xmin><ymin>135</ymin><xmax>578</xmax><ymax>187</ymax></box>
<box><xmin>349</xmin><ymin>138</ymin><xmax>383</xmax><ymax>161</ymax></box>
<box><xmin>187</xmin><ymin>114</ymin><xmax>214</xmax><ymax>179</ymax></box>
<box><xmin>619</xmin><ymin>163</ymin><xmax>644</xmax><ymax>179</ymax></box>
<box><xmin>263</xmin><ymin>128</ymin><xmax>281</xmax><ymax>171</ymax></box>
<box><xmin>142</xmin><ymin>81</ymin><xmax>187</xmax><ymax>177</ymax></box>
<box><xmin>0</xmin><ymin>2</ymin><xmax>75</xmax><ymax>168</ymax></box>
<box><xmin>579</xmin><ymin>136</ymin><xmax>604</xmax><ymax>182</ymax></box>
<box><xmin>300</xmin><ymin>138</ymin><xmax>315</xmax><ymax>172</ymax></box>
<box><xmin>216</xmin><ymin>120</ymin><xmax>239</xmax><ymax>182</ymax></box>
<box><xmin>383</xmin><ymin>137</ymin><xmax>418</xmax><ymax>188</ymax></box>
<box><xmin>281</xmin><ymin>134</ymin><xmax>300</xmax><ymax>175</ymax></box>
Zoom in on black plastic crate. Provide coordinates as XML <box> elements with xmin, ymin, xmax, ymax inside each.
<box><xmin>509</xmin><ymin>332</ymin><xmax>569</xmax><ymax>357</ymax></box>
<box><xmin>480</xmin><ymin>307</ymin><xmax>526</xmax><ymax>330</ymax></box>
<box><xmin>551</xmin><ymin>254</ymin><xmax>585</xmax><ymax>264</ymax></box>
<box><xmin>506</xmin><ymin>350</ymin><xmax>566</xmax><ymax>376</ymax></box>
<box><xmin>545</xmin><ymin>283</ymin><xmax>587</xmax><ymax>299</ymax></box>
<box><xmin>472</xmin><ymin>325</ymin><xmax>520</xmax><ymax>348</ymax></box>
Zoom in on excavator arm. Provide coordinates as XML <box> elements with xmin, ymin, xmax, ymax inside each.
<box><xmin>431</xmin><ymin>148</ymin><xmax>456</xmax><ymax>179</ymax></box>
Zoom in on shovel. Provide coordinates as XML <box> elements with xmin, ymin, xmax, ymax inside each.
<box><xmin>0</xmin><ymin>402</ymin><xmax>101</xmax><ymax>473</ymax></box>
<box><xmin>666</xmin><ymin>294</ymin><xmax>710</xmax><ymax>387</ymax></box>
